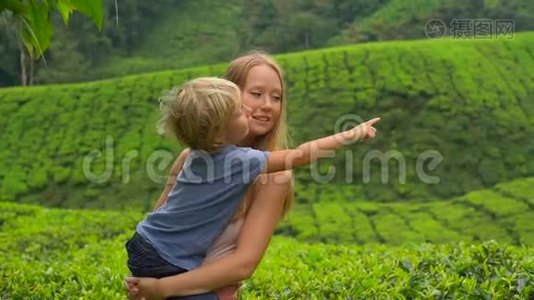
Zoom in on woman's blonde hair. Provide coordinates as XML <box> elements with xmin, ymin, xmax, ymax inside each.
<box><xmin>157</xmin><ymin>77</ymin><xmax>241</xmax><ymax>153</ymax></box>
<box><xmin>225</xmin><ymin>51</ymin><xmax>294</xmax><ymax>218</ymax></box>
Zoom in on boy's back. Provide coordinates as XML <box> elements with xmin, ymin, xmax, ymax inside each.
<box><xmin>136</xmin><ymin>145</ymin><xmax>269</xmax><ymax>270</ymax></box>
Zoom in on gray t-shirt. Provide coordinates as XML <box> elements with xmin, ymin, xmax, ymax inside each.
<box><xmin>136</xmin><ymin>145</ymin><xmax>270</xmax><ymax>270</ymax></box>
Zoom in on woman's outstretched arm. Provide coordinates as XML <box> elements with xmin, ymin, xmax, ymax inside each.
<box><xmin>126</xmin><ymin>171</ymin><xmax>292</xmax><ymax>299</ymax></box>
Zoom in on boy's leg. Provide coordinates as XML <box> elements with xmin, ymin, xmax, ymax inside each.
<box><xmin>125</xmin><ymin>232</ymin><xmax>184</xmax><ymax>277</ymax></box>
<box><xmin>167</xmin><ymin>293</ymin><xmax>218</xmax><ymax>300</ymax></box>
<box><xmin>125</xmin><ymin>233</ymin><xmax>219</xmax><ymax>299</ymax></box>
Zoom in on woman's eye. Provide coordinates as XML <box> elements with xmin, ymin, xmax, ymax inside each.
<box><xmin>251</xmin><ymin>92</ymin><xmax>261</xmax><ymax>97</ymax></box>
<box><xmin>273</xmin><ymin>95</ymin><xmax>281</xmax><ymax>101</ymax></box>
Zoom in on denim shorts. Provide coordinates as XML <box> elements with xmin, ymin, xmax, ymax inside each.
<box><xmin>125</xmin><ymin>232</ymin><xmax>218</xmax><ymax>300</ymax></box>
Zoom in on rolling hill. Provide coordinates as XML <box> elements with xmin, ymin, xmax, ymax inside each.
<box><xmin>281</xmin><ymin>177</ymin><xmax>534</xmax><ymax>246</ymax></box>
<box><xmin>1</xmin><ymin>32</ymin><xmax>533</xmax><ymax>208</ymax></box>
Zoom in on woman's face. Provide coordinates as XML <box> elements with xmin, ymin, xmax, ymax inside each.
<box><xmin>241</xmin><ymin>65</ymin><xmax>282</xmax><ymax>138</ymax></box>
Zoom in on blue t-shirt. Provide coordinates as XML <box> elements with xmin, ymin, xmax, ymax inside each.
<box><xmin>136</xmin><ymin>145</ymin><xmax>270</xmax><ymax>270</ymax></box>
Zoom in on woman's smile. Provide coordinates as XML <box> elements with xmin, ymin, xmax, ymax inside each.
<box><xmin>251</xmin><ymin>115</ymin><xmax>271</xmax><ymax>123</ymax></box>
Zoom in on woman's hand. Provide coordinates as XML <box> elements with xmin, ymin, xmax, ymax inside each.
<box><xmin>353</xmin><ymin>117</ymin><xmax>379</xmax><ymax>140</ymax></box>
<box><xmin>125</xmin><ymin>277</ymin><xmax>164</xmax><ymax>300</ymax></box>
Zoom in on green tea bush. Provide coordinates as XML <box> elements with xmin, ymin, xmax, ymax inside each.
<box><xmin>1</xmin><ymin>33</ymin><xmax>534</xmax><ymax>208</ymax></box>
<box><xmin>283</xmin><ymin>177</ymin><xmax>534</xmax><ymax>246</ymax></box>
<box><xmin>1</xmin><ymin>202</ymin><xmax>532</xmax><ymax>299</ymax></box>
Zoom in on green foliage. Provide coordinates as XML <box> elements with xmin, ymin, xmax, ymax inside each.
<box><xmin>0</xmin><ymin>202</ymin><xmax>532</xmax><ymax>298</ymax></box>
<box><xmin>281</xmin><ymin>177</ymin><xmax>534</xmax><ymax>246</ymax></box>
<box><xmin>23</xmin><ymin>1</ymin><xmax>53</xmax><ymax>57</ymax></box>
<box><xmin>3</xmin><ymin>0</ymin><xmax>533</xmax><ymax>86</ymax></box>
<box><xmin>0</xmin><ymin>202</ymin><xmax>138</xmax><ymax>299</ymax></box>
<box><xmin>339</xmin><ymin>0</ymin><xmax>534</xmax><ymax>42</ymax></box>
<box><xmin>132</xmin><ymin>0</ymin><xmax>242</xmax><ymax>68</ymax></box>
<box><xmin>0</xmin><ymin>0</ymin><xmax>104</xmax><ymax>58</ymax></box>
<box><xmin>70</xmin><ymin>0</ymin><xmax>103</xmax><ymax>29</ymax></box>
<box><xmin>342</xmin><ymin>0</ymin><xmax>446</xmax><ymax>41</ymax></box>
<box><xmin>1</xmin><ymin>33</ymin><xmax>534</xmax><ymax>208</ymax></box>
<box><xmin>243</xmin><ymin>237</ymin><xmax>534</xmax><ymax>299</ymax></box>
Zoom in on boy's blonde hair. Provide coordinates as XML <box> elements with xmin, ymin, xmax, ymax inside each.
<box><xmin>157</xmin><ymin>77</ymin><xmax>241</xmax><ymax>153</ymax></box>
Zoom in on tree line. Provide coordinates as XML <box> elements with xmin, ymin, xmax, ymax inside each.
<box><xmin>1</xmin><ymin>0</ymin><xmax>532</xmax><ymax>87</ymax></box>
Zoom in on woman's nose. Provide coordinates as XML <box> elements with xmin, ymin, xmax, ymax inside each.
<box><xmin>260</xmin><ymin>96</ymin><xmax>273</xmax><ymax>110</ymax></box>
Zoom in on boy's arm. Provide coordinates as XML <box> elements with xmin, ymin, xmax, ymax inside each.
<box><xmin>264</xmin><ymin>117</ymin><xmax>379</xmax><ymax>173</ymax></box>
<box><xmin>153</xmin><ymin>148</ymin><xmax>190</xmax><ymax>210</ymax></box>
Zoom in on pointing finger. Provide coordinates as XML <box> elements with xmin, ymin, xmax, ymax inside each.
<box><xmin>365</xmin><ymin>117</ymin><xmax>381</xmax><ymax>126</ymax></box>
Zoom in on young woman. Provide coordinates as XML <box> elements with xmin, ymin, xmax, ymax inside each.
<box><xmin>125</xmin><ymin>52</ymin><xmax>378</xmax><ymax>299</ymax></box>
<box><xmin>126</xmin><ymin>51</ymin><xmax>294</xmax><ymax>300</ymax></box>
